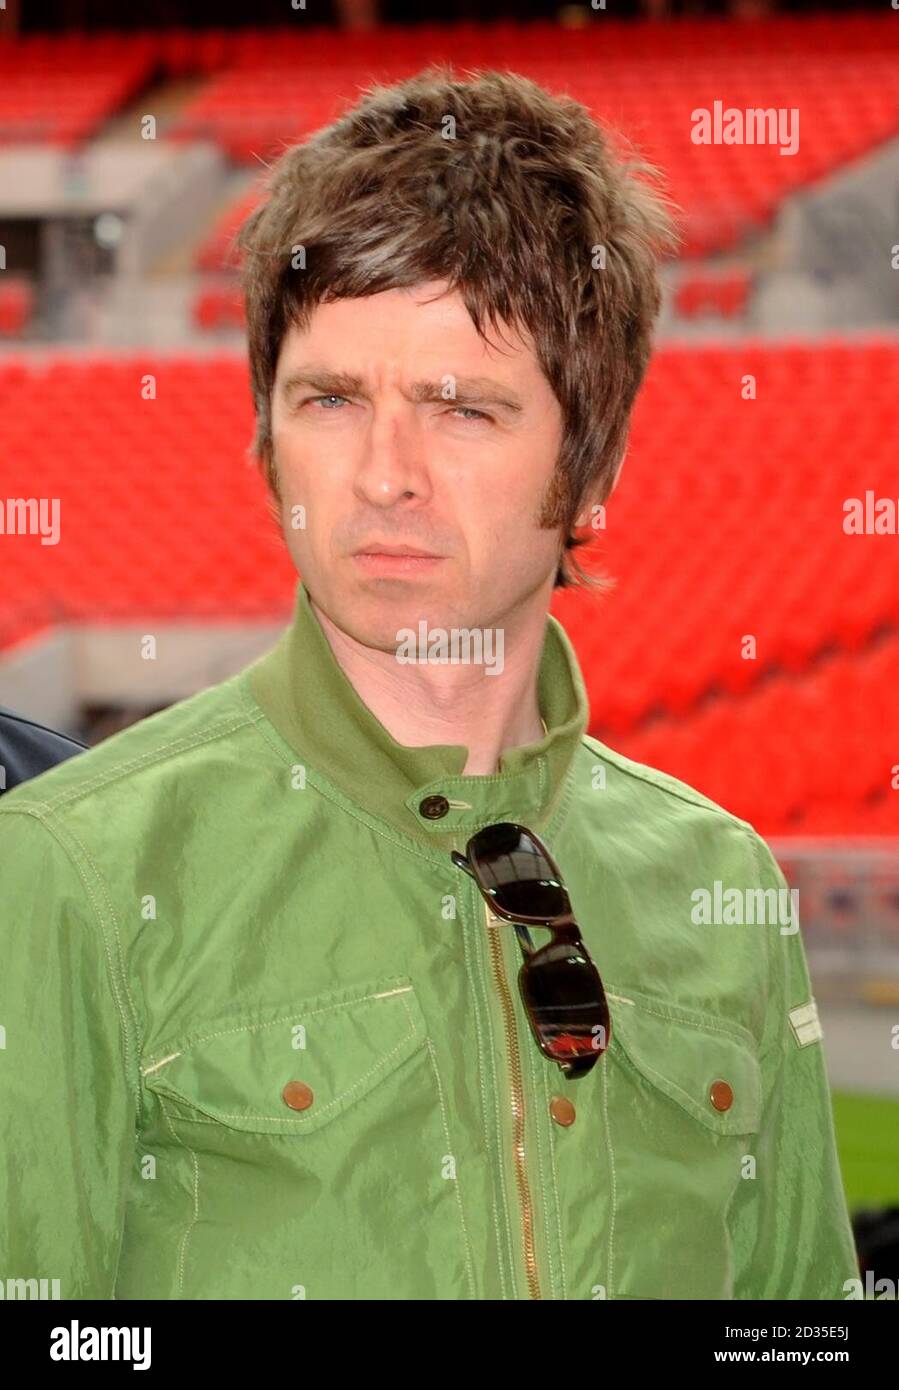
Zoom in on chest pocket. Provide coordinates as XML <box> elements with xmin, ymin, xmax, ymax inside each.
<box><xmin>141</xmin><ymin>976</ymin><xmax>426</xmax><ymax>1134</ymax></box>
<box><xmin>135</xmin><ymin>976</ymin><xmax>475</xmax><ymax>1301</ymax></box>
<box><xmin>604</xmin><ymin>988</ymin><xmax>764</xmax><ymax>1300</ymax></box>
<box><xmin>609</xmin><ymin>990</ymin><xmax>762</xmax><ymax>1136</ymax></box>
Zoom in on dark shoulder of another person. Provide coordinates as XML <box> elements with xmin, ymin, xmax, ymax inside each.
<box><xmin>0</xmin><ymin>706</ymin><xmax>88</xmax><ymax>795</ymax></box>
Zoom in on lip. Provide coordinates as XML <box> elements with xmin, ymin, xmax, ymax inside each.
<box><xmin>353</xmin><ymin>544</ymin><xmax>442</xmax><ymax>557</ymax></box>
<box><xmin>352</xmin><ymin>551</ymin><xmax>446</xmax><ymax>575</ymax></box>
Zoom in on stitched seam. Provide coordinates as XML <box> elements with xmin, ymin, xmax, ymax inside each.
<box><xmin>54</xmin><ymin>817</ymin><xmax>143</xmax><ymax>1069</ymax></box>
<box><xmin>580</xmin><ymin>734</ymin><xmax>756</xmax><ymax>831</ymax></box>
<box><xmin>419</xmin><ymin>1018</ymin><xmax>478</xmax><ymax>1301</ymax></box>
<box><xmin>482</xmin><ymin>902</ymin><xmax>519</xmax><ymax>1301</ymax></box>
<box><xmin>243</xmin><ymin>704</ymin><xmax>457</xmax><ymax>870</ymax></box>
<box><xmin>141</xmin><ymin>1052</ymin><xmax>182</xmax><ymax>1077</ymax></box>
<box><xmin>159</xmin><ymin>1097</ymin><xmax>200</xmax><ymax>1298</ymax></box>
<box><xmin>154</xmin><ymin>1018</ymin><xmax>420</xmax><ymax>1126</ymax></box>
<box><xmin>541</xmin><ymin>1062</ymin><xmax>568</xmax><ymax>1299</ymax></box>
<box><xmin>613</xmin><ymin>1043</ymin><xmax>708</xmax><ymax>1119</ymax></box>
<box><xmin>744</xmin><ymin>826</ymin><xmax>786</xmax><ymax>1068</ymax></box>
<box><xmin>22</xmin><ymin>708</ymin><xmax>261</xmax><ymax>813</ymax></box>
<box><xmin>8</xmin><ymin>807</ymin><xmax>144</xmax><ymax>1297</ymax></box>
<box><xmin>745</xmin><ymin>826</ymin><xmax>765</xmax><ymax>884</ymax></box>
<box><xmin>242</xmin><ymin>679</ymin><xmax>570</xmax><ymax>873</ymax></box>
<box><xmin>612</xmin><ymin>1041</ymin><xmax>756</xmax><ymax>1134</ymax></box>
<box><xmin>542</xmin><ymin>754</ymin><xmax>576</xmax><ymax>842</ymax></box>
<box><xmin>414</xmin><ymin>766</ymin><xmax>541</xmax><ymax>793</ymax></box>
<box><xmin>8</xmin><ymin>808</ymin><xmax>142</xmax><ymax>1104</ymax></box>
<box><xmin>54</xmin><ymin>710</ymin><xmax>261</xmax><ymax>805</ymax></box>
<box><xmin>602</xmin><ymin>1057</ymin><xmax>616</xmax><ymax>1298</ymax></box>
<box><xmin>528</xmin><ymin>1055</ymin><xmax>558</xmax><ymax>1299</ymax></box>
<box><xmin>615</xmin><ymin>995</ymin><xmax>758</xmax><ymax>1050</ymax></box>
<box><xmin>141</xmin><ymin>983</ymin><xmax>413</xmax><ymax>1068</ymax></box>
<box><xmin>460</xmin><ymin>890</ymin><xmax>510</xmax><ymax>1301</ymax></box>
<box><xmin>466</xmin><ymin>889</ymin><xmax>513</xmax><ymax>1300</ymax></box>
<box><xmin>150</xmin><ymin>1112</ymin><xmax>225</xmax><ymax>1126</ymax></box>
<box><xmin>405</xmin><ymin>750</ymin><xmax>549</xmax><ymax>800</ymax></box>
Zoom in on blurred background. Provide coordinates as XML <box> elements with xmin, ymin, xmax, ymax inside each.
<box><xmin>0</xmin><ymin>0</ymin><xmax>897</xmax><ymax>1282</ymax></box>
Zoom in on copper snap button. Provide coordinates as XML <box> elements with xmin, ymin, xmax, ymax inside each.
<box><xmin>549</xmin><ymin>1095</ymin><xmax>576</xmax><ymax>1127</ymax></box>
<box><xmin>282</xmin><ymin>1080</ymin><xmax>314</xmax><ymax>1112</ymax></box>
<box><xmin>709</xmin><ymin>1079</ymin><xmax>734</xmax><ymax>1112</ymax></box>
<box><xmin>419</xmin><ymin>794</ymin><xmax>450</xmax><ymax>820</ymax></box>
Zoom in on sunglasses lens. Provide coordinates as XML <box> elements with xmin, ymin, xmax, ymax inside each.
<box><xmin>520</xmin><ymin>941</ymin><xmax>611</xmax><ymax>1063</ymax></box>
<box><xmin>469</xmin><ymin>822</ymin><xmax>567</xmax><ymax>921</ymax></box>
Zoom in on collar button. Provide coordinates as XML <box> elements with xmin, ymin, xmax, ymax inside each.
<box><xmin>419</xmin><ymin>794</ymin><xmax>450</xmax><ymax>820</ymax></box>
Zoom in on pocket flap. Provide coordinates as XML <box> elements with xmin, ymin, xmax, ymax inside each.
<box><xmin>140</xmin><ymin>976</ymin><xmax>426</xmax><ymax>1135</ymax></box>
<box><xmin>607</xmin><ymin>988</ymin><xmax>763</xmax><ymax>1136</ymax></box>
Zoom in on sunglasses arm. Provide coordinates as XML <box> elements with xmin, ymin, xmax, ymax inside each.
<box><xmin>451</xmin><ymin>850</ymin><xmax>537</xmax><ymax>957</ymax></box>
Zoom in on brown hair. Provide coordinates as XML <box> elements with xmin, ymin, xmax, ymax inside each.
<box><xmin>236</xmin><ymin>64</ymin><xmax>677</xmax><ymax>589</ymax></box>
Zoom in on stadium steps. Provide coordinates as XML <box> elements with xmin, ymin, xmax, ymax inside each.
<box><xmin>91</xmin><ymin>77</ymin><xmax>208</xmax><ymax>150</ymax></box>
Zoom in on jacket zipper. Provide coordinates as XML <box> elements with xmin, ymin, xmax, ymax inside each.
<box><xmin>484</xmin><ymin>898</ymin><xmax>542</xmax><ymax>1300</ymax></box>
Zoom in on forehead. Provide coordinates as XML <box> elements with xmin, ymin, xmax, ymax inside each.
<box><xmin>275</xmin><ymin>280</ymin><xmax>539</xmax><ymax>379</ymax></box>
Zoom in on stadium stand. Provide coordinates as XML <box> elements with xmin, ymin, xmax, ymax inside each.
<box><xmin>2</xmin><ymin>339</ymin><xmax>897</xmax><ymax>835</ymax></box>
<box><xmin>675</xmin><ymin>270</ymin><xmax>750</xmax><ymax>320</ymax></box>
<box><xmin>0</xmin><ymin>33</ymin><xmax>157</xmax><ymax>147</ymax></box>
<box><xmin>6</xmin><ymin>18</ymin><xmax>894</xmax><ymax>260</ymax></box>
<box><xmin>1</xmin><ymin>16</ymin><xmax>897</xmax><ymax>842</ymax></box>
<box><xmin>0</xmin><ymin>277</ymin><xmax>34</xmax><ymax>335</ymax></box>
<box><xmin>194</xmin><ymin>185</ymin><xmax>261</xmax><ymax>273</ymax></box>
<box><xmin>191</xmin><ymin>279</ymin><xmax>245</xmax><ymax>330</ymax></box>
<box><xmin>173</xmin><ymin>16</ymin><xmax>899</xmax><ymax>260</ymax></box>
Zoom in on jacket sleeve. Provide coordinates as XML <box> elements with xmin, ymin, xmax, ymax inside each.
<box><xmin>729</xmin><ymin>833</ymin><xmax>860</xmax><ymax>1299</ymax></box>
<box><xmin>0</xmin><ymin>805</ymin><xmax>139</xmax><ymax>1298</ymax></box>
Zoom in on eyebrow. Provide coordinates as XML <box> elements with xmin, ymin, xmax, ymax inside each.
<box><xmin>279</xmin><ymin>368</ymin><xmax>525</xmax><ymax>414</ymax></box>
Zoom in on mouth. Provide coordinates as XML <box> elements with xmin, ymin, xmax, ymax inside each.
<box><xmin>352</xmin><ymin>548</ymin><xmax>446</xmax><ymax>576</ymax></box>
<box><xmin>353</xmin><ymin>544</ymin><xmax>442</xmax><ymax>558</ymax></box>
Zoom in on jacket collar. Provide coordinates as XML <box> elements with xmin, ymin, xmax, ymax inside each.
<box><xmin>246</xmin><ymin>579</ymin><xmax>590</xmax><ymax>852</ymax></box>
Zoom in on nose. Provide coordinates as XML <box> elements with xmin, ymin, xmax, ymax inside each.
<box><xmin>352</xmin><ymin>400</ymin><xmax>433</xmax><ymax>510</ymax></box>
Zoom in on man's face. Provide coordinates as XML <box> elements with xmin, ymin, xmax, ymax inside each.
<box><xmin>269</xmin><ymin>280</ymin><xmax>566</xmax><ymax>649</ymax></box>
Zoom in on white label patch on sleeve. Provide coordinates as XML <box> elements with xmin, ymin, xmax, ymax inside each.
<box><xmin>789</xmin><ymin>999</ymin><xmax>823</xmax><ymax>1047</ymax></box>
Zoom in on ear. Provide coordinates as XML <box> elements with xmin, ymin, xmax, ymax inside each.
<box><xmin>261</xmin><ymin>436</ymin><xmax>281</xmax><ymax>503</ymax></box>
<box><xmin>608</xmin><ymin>452</ymin><xmax>626</xmax><ymax>498</ymax></box>
<box><xmin>574</xmin><ymin>488</ymin><xmax>607</xmax><ymax>531</ymax></box>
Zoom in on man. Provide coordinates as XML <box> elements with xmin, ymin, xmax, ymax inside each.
<box><xmin>0</xmin><ymin>67</ymin><xmax>857</xmax><ymax>1300</ymax></box>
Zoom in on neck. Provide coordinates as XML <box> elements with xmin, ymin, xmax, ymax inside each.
<box><xmin>310</xmin><ymin>599</ymin><xmax>549</xmax><ymax>775</ymax></box>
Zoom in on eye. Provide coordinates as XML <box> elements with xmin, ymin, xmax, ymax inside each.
<box><xmin>298</xmin><ymin>394</ymin><xmax>351</xmax><ymax>408</ymax></box>
<box><xmin>451</xmin><ymin>406</ymin><xmax>492</xmax><ymax>423</ymax></box>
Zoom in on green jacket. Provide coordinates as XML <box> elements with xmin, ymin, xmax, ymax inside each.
<box><xmin>0</xmin><ymin>581</ymin><xmax>858</xmax><ymax>1300</ymax></box>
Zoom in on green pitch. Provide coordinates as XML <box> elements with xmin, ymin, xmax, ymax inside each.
<box><xmin>832</xmin><ymin>1091</ymin><xmax>899</xmax><ymax>1207</ymax></box>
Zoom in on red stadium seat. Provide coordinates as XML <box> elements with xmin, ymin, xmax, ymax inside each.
<box><xmin>0</xmin><ymin>278</ymin><xmax>34</xmax><ymax>335</ymax></box>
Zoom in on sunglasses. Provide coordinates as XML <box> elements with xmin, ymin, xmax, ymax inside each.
<box><xmin>451</xmin><ymin>822</ymin><xmax>611</xmax><ymax>1079</ymax></box>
